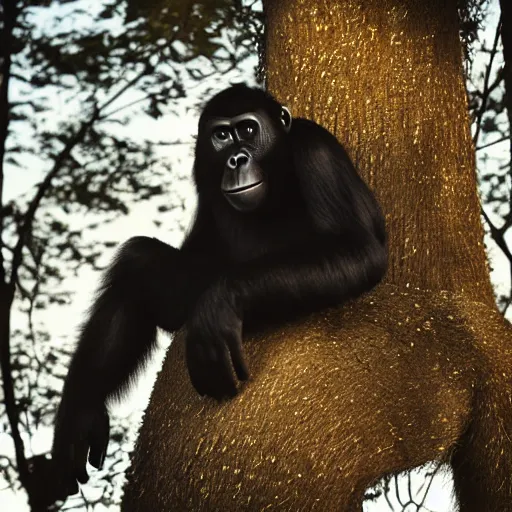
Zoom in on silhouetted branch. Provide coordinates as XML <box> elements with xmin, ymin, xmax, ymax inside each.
<box><xmin>8</xmin><ymin>115</ymin><xmax>98</xmax><ymax>289</ymax></box>
<box><xmin>477</xmin><ymin>134</ymin><xmax>509</xmax><ymax>150</ymax></box>
<box><xmin>473</xmin><ymin>16</ymin><xmax>503</xmax><ymax>147</ymax></box>
<box><xmin>482</xmin><ymin>207</ymin><xmax>512</xmax><ymax>314</ymax></box>
<box><xmin>417</xmin><ymin>463</ymin><xmax>443</xmax><ymax>510</ymax></box>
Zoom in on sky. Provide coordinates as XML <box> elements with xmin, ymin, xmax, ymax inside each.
<box><xmin>0</xmin><ymin>0</ymin><xmax>508</xmax><ymax>511</ymax></box>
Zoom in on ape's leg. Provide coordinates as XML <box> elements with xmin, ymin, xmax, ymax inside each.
<box><xmin>52</xmin><ymin>236</ymin><xmax>210</xmax><ymax>496</ymax></box>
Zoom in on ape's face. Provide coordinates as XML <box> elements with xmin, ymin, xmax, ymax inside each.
<box><xmin>199</xmin><ymin>100</ymin><xmax>292</xmax><ymax>212</ymax></box>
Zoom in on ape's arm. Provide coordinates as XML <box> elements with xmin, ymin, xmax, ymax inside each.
<box><xmin>52</xmin><ymin>225</ymin><xmax>217</xmax><ymax>497</ymax></box>
<box><xmin>59</xmin><ymin>237</ymin><xmax>196</xmax><ymax>400</ymax></box>
<box><xmin>187</xmin><ymin>228</ymin><xmax>386</xmax><ymax>398</ymax></box>
<box><xmin>233</xmin><ymin>231</ymin><xmax>386</xmax><ymax>316</ymax></box>
<box><xmin>189</xmin><ymin>230</ymin><xmax>386</xmax><ymax>400</ymax></box>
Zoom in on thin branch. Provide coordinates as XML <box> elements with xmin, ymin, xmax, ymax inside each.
<box><xmin>0</xmin><ymin>0</ymin><xmax>33</xmax><ymax>496</ymax></box>
<box><xmin>473</xmin><ymin>17</ymin><xmax>503</xmax><ymax>147</ymax></box>
<box><xmin>477</xmin><ymin>134</ymin><xmax>510</xmax><ymax>150</ymax></box>
<box><xmin>417</xmin><ymin>463</ymin><xmax>443</xmax><ymax>509</ymax></box>
<box><xmin>407</xmin><ymin>471</ymin><xmax>413</xmax><ymax>504</ymax></box>
<box><xmin>394</xmin><ymin>474</ymin><xmax>405</xmax><ymax>508</ymax></box>
<box><xmin>482</xmin><ymin>207</ymin><xmax>512</xmax><ymax>260</ymax></box>
<box><xmin>482</xmin><ymin>207</ymin><xmax>512</xmax><ymax>313</ymax></box>
<box><xmin>0</xmin><ymin>0</ymin><xmax>17</xmax><ymax>283</ymax></box>
<box><xmin>8</xmin><ymin>72</ymin><xmax>31</xmax><ymax>84</ymax></box>
<box><xmin>473</xmin><ymin>68</ymin><xmax>505</xmax><ymax>100</ymax></box>
<box><xmin>498</xmin><ymin>0</ymin><xmax>512</xmax><ymax>234</ymax></box>
<box><xmin>97</xmin><ymin>63</ymin><xmax>153</xmax><ymax>117</ymax></box>
<box><xmin>8</xmin><ymin>114</ymin><xmax>97</xmax><ymax>289</ymax></box>
<box><xmin>101</xmin><ymin>95</ymin><xmax>150</xmax><ymax>119</ymax></box>
<box><xmin>154</xmin><ymin>140</ymin><xmax>193</xmax><ymax>146</ymax></box>
<box><xmin>501</xmin><ymin>295</ymin><xmax>512</xmax><ymax>315</ymax></box>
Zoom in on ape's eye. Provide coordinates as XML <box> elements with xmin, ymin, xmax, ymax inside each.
<box><xmin>236</xmin><ymin>120</ymin><xmax>258</xmax><ymax>141</ymax></box>
<box><xmin>213</xmin><ymin>127</ymin><xmax>231</xmax><ymax>142</ymax></box>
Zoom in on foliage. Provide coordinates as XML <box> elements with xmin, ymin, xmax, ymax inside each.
<box><xmin>466</xmin><ymin>0</ymin><xmax>512</xmax><ymax>314</ymax></box>
<box><xmin>459</xmin><ymin>0</ymin><xmax>490</xmax><ymax>50</ymax></box>
<box><xmin>0</xmin><ymin>0</ymin><xmax>261</xmax><ymax>509</ymax></box>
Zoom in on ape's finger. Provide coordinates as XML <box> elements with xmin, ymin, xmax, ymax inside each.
<box><xmin>189</xmin><ymin>352</ymin><xmax>237</xmax><ymax>400</ymax></box>
<box><xmin>53</xmin><ymin>449</ymin><xmax>79</xmax><ymax>499</ymax></box>
<box><xmin>216</xmin><ymin>343</ymin><xmax>239</xmax><ymax>396</ymax></box>
<box><xmin>61</xmin><ymin>476</ymin><xmax>79</xmax><ymax>498</ymax></box>
<box><xmin>187</xmin><ymin>349</ymin><xmax>210</xmax><ymax>396</ymax></box>
<box><xmin>186</xmin><ymin>334</ymin><xmax>238</xmax><ymax>399</ymax></box>
<box><xmin>89</xmin><ymin>442</ymin><xmax>107</xmax><ymax>470</ymax></box>
<box><xmin>207</xmin><ymin>367</ymin><xmax>237</xmax><ymax>400</ymax></box>
<box><xmin>226</xmin><ymin>329</ymin><xmax>249</xmax><ymax>381</ymax></box>
<box><xmin>72</xmin><ymin>441</ymin><xmax>90</xmax><ymax>484</ymax></box>
<box><xmin>89</xmin><ymin>410</ymin><xmax>109</xmax><ymax>469</ymax></box>
<box><xmin>186</xmin><ymin>333</ymin><xmax>216</xmax><ymax>368</ymax></box>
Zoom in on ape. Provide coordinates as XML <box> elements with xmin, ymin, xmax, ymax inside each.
<box><xmin>51</xmin><ymin>84</ymin><xmax>387</xmax><ymax>497</ymax></box>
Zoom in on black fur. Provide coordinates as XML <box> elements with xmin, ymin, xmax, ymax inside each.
<box><xmin>52</xmin><ymin>84</ymin><xmax>387</xmax><ymax>496</ymax></box>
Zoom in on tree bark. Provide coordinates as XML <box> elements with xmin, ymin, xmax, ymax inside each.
<box><xmin>264</xmin><ymin>0</ymin><xmax>494</xmax><ymax>306</ymax></box>
<box><xmin>122</xmin><ymin>1</ymin><xmax>512</xmax><ymax>511</ymax></box>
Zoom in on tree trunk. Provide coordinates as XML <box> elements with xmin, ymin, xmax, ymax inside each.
<box><xmin>265</xmin><ymin>0</ymin><xmax>494</xmax><ymax>306</ymax></box>
<box><xmin>122</xmin><ymin>1</ymin><xmax>512</xmax><ymax>511</ymax></box>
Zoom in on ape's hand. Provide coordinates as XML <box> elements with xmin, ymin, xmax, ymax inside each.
<box><xmin>52</xmin><ymin>398</ymin><xmax>110</xmax><ymax>499</ymax></box>
<box><xmin>186</xmin><ymin>283</ymin><xmax>248</xmax><ymax>400</ymax></box>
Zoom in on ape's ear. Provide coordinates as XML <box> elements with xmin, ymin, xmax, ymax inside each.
<box><xmin>280</xmin><ymin>106</ymin><xmax>292</xmax><ymax>132</ymax></box>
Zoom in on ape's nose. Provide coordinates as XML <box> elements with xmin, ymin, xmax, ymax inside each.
<box><xmin>227</xmin><ymin>152</ymin><xmax>249</xmax><ymax>170</ymax></box>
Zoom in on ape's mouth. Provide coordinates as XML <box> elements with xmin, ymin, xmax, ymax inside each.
<box><xmin>222</xmin><ymin>181</ymin><xmax>267</xmax><ymax>212</ymax></box>
<box><xmin>224</xmin><ymin>181</ymin><xmax>263</xmax><ymax>194</ymax></box>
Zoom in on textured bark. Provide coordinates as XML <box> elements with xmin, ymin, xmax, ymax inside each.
<box><xmin>122</xmin><ymin>1</ymin><xmax>512</xmax><ymax>510</ymax></box>
<box><xmin>123</xmin><ymin>286</ymin><xmax>512</xmax><ymax>511</ymax></box>
<box><xmin>264</xmin><ymin>0</ymin><xmax>494</xmax><ymax>306</ymax></box>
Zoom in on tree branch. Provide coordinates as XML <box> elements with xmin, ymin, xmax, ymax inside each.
<box><xmin>482</xmin><ymin>207</ymin><xmax>512</xmax><ymax>260</ymax></box>
<box><xmin>0</xmin><ymin>0</ymin><xmax>33</xmax><ymax>496</ymax></box>
<box><xmin>473</xmin><ymin>16</ymin><xmax>503</xmax><ymax>147</ymax></box>
<box><xmin>498</xmin><ymin>0</ymin><xmax>512</xmax><ymax>233</ymax></box>
<box><xmin>482</xmin><ymin>206</ymin><xmax>512</xmax><ymax>315</ymax></box>
<box><xmin>476</xmin><ymin>134</ymin><xmax>509</xmax><ymax>150</ymax></box>
<box><xmin>8</xmin><ymin>115</ymin><xmax>98</xmax><ymax>289</ymax></box>
<box><xmin>97</xmin><ymin>63</ymin><xmax>154</xmax><ymax>117</ymax></box>
<box><xmin>0</xmin><ymin>0</ymin><xmax>17</xmax><ymax>284</ymax></box>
